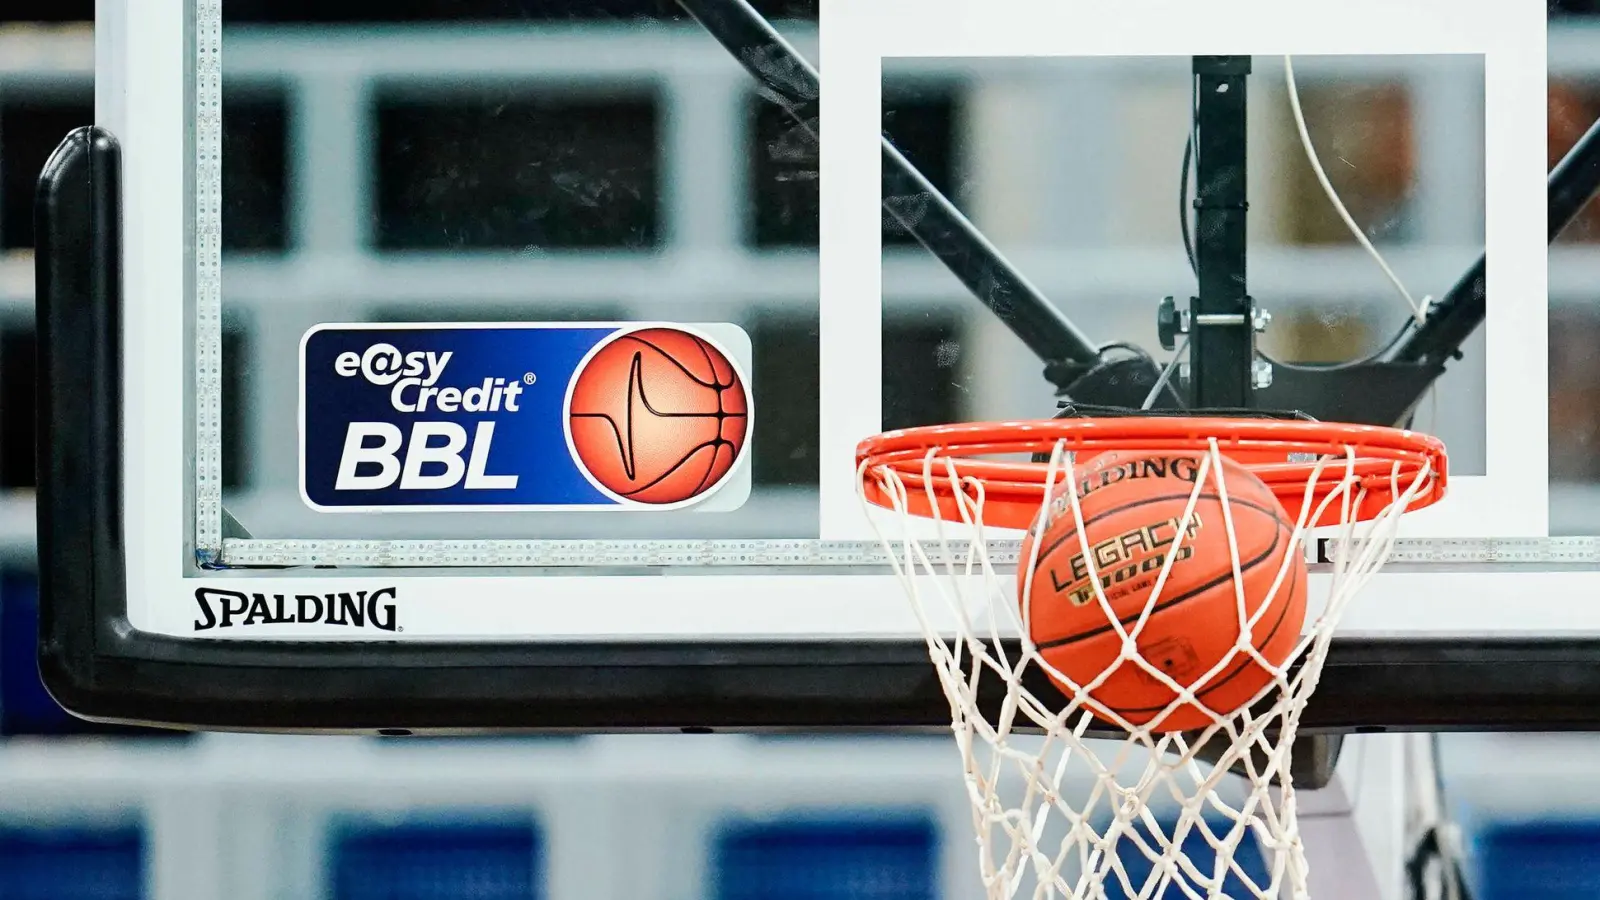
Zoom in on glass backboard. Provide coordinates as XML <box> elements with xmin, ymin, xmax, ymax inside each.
<box><xmin>30</xmin><ymin>0</ymin><xmax>1600</xmax><ymax>734</ymax></box>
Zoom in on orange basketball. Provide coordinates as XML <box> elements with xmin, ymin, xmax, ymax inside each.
<box><xmin>567</xmin><ymin>327</ymin><xmax>749</xmax><ymax>505</ymax></box>
<box><xmin>1019</xmin><ymin>451</ymin><xmax>1307</xmax><ymax>732</ymax></box>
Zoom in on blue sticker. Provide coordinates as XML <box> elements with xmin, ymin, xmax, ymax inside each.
<box><xmin>299</xmin><ymin>323</ymin><xmax>753</xmax><ymax>512</ymax></box>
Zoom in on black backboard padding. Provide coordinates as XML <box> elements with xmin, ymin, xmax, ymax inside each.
<box><xmin>34</xmin><ymin>126</ymin><xmax>123</xmax><ymax>698</ymax></box>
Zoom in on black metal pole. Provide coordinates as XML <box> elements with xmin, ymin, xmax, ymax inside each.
<box><xmin>672</xmin><ymin>0</ymin><xmax>1103</xmax><ymax>375</ymax></box>
<box><xmin>1391</xmin><ymin>112</ymin><xmax>1600</xmax><ymax>367</ymax></box>
<box><xmin>1385</xmin><ymin>256</ymin><xmax>1483</xmax><ymax>368</ymax></box>
<box><xmin>1188</xmin><ymin>56</ymin><xmax>1256</xmax><ymax>408</ymax></box>
<box><xmin>878</xmin><ymin>142</ymin><xmax>1098</xmax><ymax>373</ymax></box>
<box><xmin>1551</xmin><ymin>113</ymin><xmax>1600</xmax><ymax>242</ymax></box>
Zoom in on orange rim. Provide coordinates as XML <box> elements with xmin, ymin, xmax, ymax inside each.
<box><xmin>856</xmin><ymin>417</ymin><xmax>1448</xmax><ymax>530</ymax></box>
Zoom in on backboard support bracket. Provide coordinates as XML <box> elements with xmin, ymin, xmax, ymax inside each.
<box><xmin>686</xmin><ymin>0</ymin><xmax>1600</xmax><ymax>426</ymax></box>
<box><xmin>1189</xmin><ymin>55</ymin><xmax>1258</xmax><ymax>409</ymax></box>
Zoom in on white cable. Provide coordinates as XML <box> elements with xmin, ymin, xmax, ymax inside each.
<box><xmin>1142</xmin><ymin>336</ymin><xmax>1189</xmax><ymax>410</ymax></box>
<box><xmin>1284</xmin><ymin>55</ymin><xmax>1432</xmax><ymax>325</ymax></box>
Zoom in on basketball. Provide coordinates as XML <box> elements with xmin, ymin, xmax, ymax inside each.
<box><xmin>567</xmin><ymin>327</ymin><xmax>750</xmax><ymax>505</ymax></box>
<box><xmin>1019</xmin><ymin>451</ymin><xmax>1307</xmax><ymax>732</ymax></box>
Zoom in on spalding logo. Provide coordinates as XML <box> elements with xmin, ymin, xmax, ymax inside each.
<box><xmin>193</xmin><ymin>587</ymin><xmax>399</xmax><ymax>632</ymax></box>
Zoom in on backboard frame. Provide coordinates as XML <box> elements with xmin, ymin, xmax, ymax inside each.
<box><xmin>33</xmin><ymin>0</ymin><xmax>1600</xmax><ymax>734</ymax></box>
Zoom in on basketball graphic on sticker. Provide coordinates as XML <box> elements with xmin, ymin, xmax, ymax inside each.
<box><xmin>565</xmin><ymin>326</ymin><xmax>751</xmax><ymax>506</ymax></box>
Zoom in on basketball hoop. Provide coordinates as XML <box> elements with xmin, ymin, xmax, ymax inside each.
<box><xmin>856</xmin><ymin>415</ymin><xmax>1446</xmax><ymax>900</ymax></box>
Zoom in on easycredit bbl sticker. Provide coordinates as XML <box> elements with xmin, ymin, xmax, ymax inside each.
<box><xmin>300</xmin><ymin>323</ymin><xmax>753</xmax><ymax>512</ymax></box>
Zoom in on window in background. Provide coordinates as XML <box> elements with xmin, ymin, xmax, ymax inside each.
<box><xmin>0</xmin><ymin>1</ymin><xmax>93</xmax><ymax>21</ymax></box>
<box><xmin>0</xmin><ymin>91</ymin><xmax>93</xmax><ymax>252</ymax></box>
<box><xmin>220</xmin><ymin>0</ymin><xmax>817</xmax><ymax>23</ymax></box>
<box><xmin>745</xmin><ymin>314</ymin><xmax>819</xmax><ymax>488</ymax></box>
<box><xmin>1549</xmin><ymin>310</ymin><xmax>1600</xmax><ymax>483</ymax></box>
<box><xmin>1549</xmin><ymin>81</ymin><xmax>1600</xmax><ymax>488</ymax></box>
<box><xmin>882</xmin><ymin>315</ymin><xmax>964</xmax><ymax>431</ymax></box>
<box><xmin>1256</xmin><ymin>304</ymin><xmax>1378</xmax><ymax>365</ymax></box>
<box><xmin>0</xmin><ymin>326</ymin><xmax>36</xmax><ymax>489</ymax></box>
<box><xmin>882</xmin><ymin>85</ymin><xmax>963</xmax><ymax>247</ymax></box>
<box><xmin>1281</xmin><ymin>82</ymin><xmax>1418</xmax><ymax>246</ymax></box>
<box><xmin>222</xmin><ymin>90</ymin><xmax>291</xmax><ymax>254</ymax></box>
<box><xmin>368</xmin><ymin>305</ymin><xmax>627</xmax><ymax>324</ymax></box>
<box><xmin>1551</xmin><ymin>81</ymin><xmax>1600</xmax><ymax>244</ymax></box>
<box><xmin>745</xmin><ymin>95</ymin><xmax>820</xmax><ymax>248</ymax></box>
<box><xmin>1551</xmin><ymin>0</ymin><xmax>1600</xmax><ymax>17</ymax></box>
<box><xmin>746</xmin><ymin>83</ymin><xmax>962</xmax><ymax>248</ymax></box>
<box><xmin>221</xmin><ymin>326</ymin><xmax>252</xmax><ymax>491</ymax></box>
<box><xmin>374</xmin><ymin>87</ymin><xmax>661</xmax><ymax>251</ymax></box>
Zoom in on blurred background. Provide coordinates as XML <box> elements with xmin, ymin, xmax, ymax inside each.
<box><xmin>1</xmin><ymin>1</ymin><xmax>1599</xmax><ymax>898</ymax></box>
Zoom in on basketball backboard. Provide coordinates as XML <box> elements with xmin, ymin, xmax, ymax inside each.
<box><xmin>32</xmin><ymin>0</ymin><xmax>1600</xmax><ymax>733</ymax></box>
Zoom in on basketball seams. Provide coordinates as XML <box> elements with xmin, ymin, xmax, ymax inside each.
<box><xmin>1032</xmin><ymin>502</ymin><xmax>1289</xmax><ymax>648</ymax></box>
<box><xmin>566</xmin><ymin>327</ymin><xmax>749</xmax><ymax>504</ymax></box>
<box><xmin>691</xmin><ymin>443</ymin><xmax>731</xmax><ymax>497</ymax></box>
<box><xmin>618</xmin><ymin>333</ymin><xmax>728</xmax><ymax>390</ymax></box>
<box><xmin>1092</xmin><ymin>550</ymin><xmax>1305</xmax><ymax>716</ymax></box>
<box><xmin>567</xmin><ymin>414</ymin><xmax>633</xmax><ymax>480</ymax></box>
<box><xmin>569</xmin><ymin>354</ymin><xmax>744</xmax><ymax>471</ymax></box>
<box><xmin>686</xmin><ymin>439</ymin><xmax>725</xmax><ymax>498</ymax></box>
<box><xmin>567</xmin><ymin>426</ymin><xmax>733</xmax><ymax>496</ymax></box>
<box><xmin>1022</xmin><ymin>452</ymin><xmax>1310</xmax><ymax>731</ymax></box>
<box><xmin>616</xmin><ymin>440</ymin><xmax>726</xmax><ymax>496</ymax></box>
<box><xmin>687</xmin><ymin>332</ymin><xmax>732</xmax><ymax>394</ymax></box>
<box><xmin>569</xmin><ymin>351</ymin><xmax>744</xmax><ymax>419</ymax></box>
<box><xmin>569</xmin><ymin>342</ymin><xmax>750</xmax><ymax>483</ymax></box>
<box><xmin>570</xmin><ymin>351</ymin><xmax>650</xmax><ymax>480</ymax></box>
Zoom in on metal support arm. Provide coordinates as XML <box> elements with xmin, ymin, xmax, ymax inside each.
<box><xmin>673</xmin><ymin>0</ymin><xmax>1103</xmax><ymax>380</ymax></box>
<box><xmin>1189</xmin><ymin>56</ymin><xmax>1257</xmax><ymax>408</ymax></box>
<box><xmin>1391</xmin><ymin>113</ymin><xmax>1600</xmax><ymax>368</ymax></box>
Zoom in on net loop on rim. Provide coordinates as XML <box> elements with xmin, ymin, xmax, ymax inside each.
<box><xmin>854</xmin><ymin>417</ymin><xmax>1445</xmax><ymax>900</ymax></box>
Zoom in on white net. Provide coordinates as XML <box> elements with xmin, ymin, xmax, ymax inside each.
<box><xmin>858</xmin><ymin>435</ymin><xmax>1438</xmax><ymax>900</ymax></box>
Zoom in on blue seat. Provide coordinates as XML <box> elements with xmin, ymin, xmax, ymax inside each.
<box><xmin>0</xmin><ymin>825</ymin><xmax>145</xmax><ymax>900</ymax></box>
<box><xmin>713</xmin><ymin>814</ymin><xmax>939</xmax><ymax>900</ymax></box>
<box><xmin>330</xmin><ymin>819</ymin><xmax>544</xmax><ymax>900</ymax></box>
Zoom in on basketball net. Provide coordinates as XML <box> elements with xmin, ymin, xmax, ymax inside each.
<box><xmin>858</xmin><ymin>437</ymin><xmax>1437</xmax><ymax>900</ymax></box>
